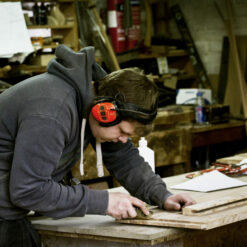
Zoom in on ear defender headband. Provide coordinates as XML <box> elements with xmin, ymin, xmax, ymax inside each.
<box><xmin>91</xmin><ymin>96</ymin><xmax>158</xmax><ymax>127</ymax></box>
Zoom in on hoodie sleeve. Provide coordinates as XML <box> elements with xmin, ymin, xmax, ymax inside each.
<box><xmin>9</xmin><ymin>115</ymin><xmax>108</xmax><ymax>218</ymax></box>
<box><xmin>101</xmin><ymin>140</ymin><xmax>172</xmax><ymax>208</ymax></box>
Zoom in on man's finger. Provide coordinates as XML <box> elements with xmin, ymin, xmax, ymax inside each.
<box><xmin>184</xmin><ymin>199</ymin><xmax>196</xmax><ymax>206</ymax></box>
<box><xmin>178</xmin><ymin>194</ymin><xmax>197</xmax><ymax>206</ymax></box>
<box><xmin>121</xmin><ymin>211</ymin><xmax>129</xmax><ymax>219</ymax></box>
<box><xmin>127</xmin><ymin>206</ymin><xmax>137</xmax><ymax>218</ymax></box>
<box><xmin>166</xmin><ymin>200</ymin><xmax>181</xmax><ymax>210</ymax></box>
<box><xmin>131</xmin><ymin>198</ymin><xmax>149</xmax><ymax>215</ymax></box>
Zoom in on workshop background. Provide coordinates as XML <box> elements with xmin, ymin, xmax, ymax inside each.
<box><xmin>0</xmin><ymin>0</ymin><xmax>247</xmax><ymax>190</ymax></box>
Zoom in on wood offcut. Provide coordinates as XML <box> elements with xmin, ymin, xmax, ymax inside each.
<box><xmin>117</xmin><ymin>187</ymin><xmax>247</xmax><ymax>230</ymax></box>
<box><xmin>182</xmin><ymin>193</ymin><xmax>247</xmax><ymax>216</ymax></box>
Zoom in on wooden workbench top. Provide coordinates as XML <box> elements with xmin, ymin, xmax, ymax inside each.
<box><xmin>31</xmin><ymin>172</ymin><xmax>247</xmax><ymax>244</ymax></box>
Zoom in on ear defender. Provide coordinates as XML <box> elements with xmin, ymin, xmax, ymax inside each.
<box><xmin>91</xmin><ymin>96</ymin><xmax>158</xmax><ymax>127</ymax></box>
<box><xmin>91</xmin><ymin>101</ymin><xmax>120</xmax><ymax>127</ymax></box>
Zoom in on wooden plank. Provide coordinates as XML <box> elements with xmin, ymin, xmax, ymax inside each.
<box><xmin>224</xmin><ymin>36</ymin><xmax>247</xmax><ymax>117</ymax></box>
<box><xmin>216</xmin><ymin>152</ymin><xmax>247</xmax><ymax>165</ymax></box>
<box><xmin>144</xmin><ymin>0</ymin><xmax>152</xmax><ymax>48</ymax></box>
<box><xmin>218</xmin><ymin>37</ymin><xmax>229</xmax><ymax>104</ymax></box>
<box><xmin>117</xmin><ymin>174</ymin><xmax>247</xmax><ymax>230</ymax></box>
<box><xmin>224</xmin><ymin>42</ymin><xmax>241</xmax><ymax>116</ymax></box>
<box><xmin>182</xmin><ymin>193</ymin><xmax>247</xmax><ymax>216</ymax></box>
<box><xmin>117</xmin><ymin>202</ymin><xmax>247</xmax><ymax>230</ymax></box>
<box><xmin>38</xmin><ymin>219</ymin><xmax>247</xmax><ymax>247</ymax></box>
<box><xmin>224</xmin><ymin>0</ymin><xmax>247</xmax><ymax>132</ymax></box>
<box><xmin>31</xmin><ymin>172</ymin><xmax>247</xmax><ymax>247</ymax></box>
<box><xmin>31</xmin><ymin>214</ymin><xmax>186</xmax><ymax>243</ymax></box>
<box><xmin>183</xmin><ymin>200</ymin><xmax>247</xmax><ymax>216</ymax></box>
<box><xmin>88</xmin><ymin>0</ymin><xmax>120</xmax><ymax>71</ymax></box>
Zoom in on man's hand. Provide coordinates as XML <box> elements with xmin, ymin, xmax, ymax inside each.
<box><xmin>164</xmin><ymin>193</ymin><xmax>196</xmax><ymax>211</ymax></box>
<box><xmin>107</xmin><ymin>192</ymin><xmax>149</xmax><ymax>219</ymax></box>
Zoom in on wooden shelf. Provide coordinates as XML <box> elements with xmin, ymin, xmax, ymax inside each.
<box><xmin>117</xmin><ymin>50</ymin><xmax>188</xmax><ymax>64</ymax></box>
<box><xmin>27</xmin><ymin>24</ymin><xmax>74</xmax><ymax>29</ymax></box>
<box><xmin>17</xmin><ymin>65</ymin><xmax>47</xmax><ymax>74</ymax></box>
<box><xmin>41</xmin><ymin>44</ymin><xmax>73</xmax><ymax>49</ymax></box>
<box><xmin>24</xmin><ymin>0</ymin><xmax>79</xmax><ymax>52</ymax></box>
<box><xmin>16</xmin><ymin>0</ymin><xmax>80</xmax><ymax>74</ymax></box>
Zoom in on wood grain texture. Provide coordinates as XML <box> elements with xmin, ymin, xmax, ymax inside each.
<box><xmin>31</xmin><ymin>170</ymin><xmax>247</xmax><ymax>244</ymax></box>
<box><xmin>224</xmin><ymin>0</ymin><xmax>247</xmax><ymax>132</ymax></box>
<box><xmin>117</xmin><ymin>202</ymin><xmax>247</xmax><ymax>230</ymax></box>
<box><xmin>216</xmin><ymin>153</ymin><xmax>247</xmax><ymax>165</ymax></box>
<box><xmin>182</xmin><ymin>193</ymin><xmax>247</xmax><ymax>216</ymax></box>
<box><xmin>117</xmin><ymin>172</ymin><xmax>247</xmax><ymax>230</ymax></box>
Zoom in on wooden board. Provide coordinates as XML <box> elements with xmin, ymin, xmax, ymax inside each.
<box><xmin>182</xmin><ymin>192</ymin><xmax>247</xmax><ymax>216</ymax></box>
<box><xmin>216</xmin><ymin>152</ymin><xmax>247</xmax><ymax>165</ymax></box>
<box><xmin>224</xmin><ymin>0</ymin><xmax>247</xmax><ymax>133</ymax></box>
<box><xmin>31</xmin><ymin>171</ymin><xmax>247</xmax><ymax>242</ymax></box>
<box><xmin>117</xmin><ymin>202</ymin><xmax>247</xmax><ymax>230</ymax></box>
<box><xmin>224</xmin><ymin>36</ymin><xmax>247</xmax><ymax>117</ymax></box>
<box><xmin>117</xmin><ymin>176</ymin><xmax>247</xmax><ymax>230</ymax></box>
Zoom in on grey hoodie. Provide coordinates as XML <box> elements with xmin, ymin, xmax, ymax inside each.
<box><xmin>0</xmin><ymin>45</ymin><xmax>171</xmax><ymax>220</ymax></box>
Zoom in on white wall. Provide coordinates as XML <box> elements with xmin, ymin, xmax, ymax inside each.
<box><xmin>168</xmin><ymin>0</ymin><xmax>247</xmax><ymax>75</ymax></box>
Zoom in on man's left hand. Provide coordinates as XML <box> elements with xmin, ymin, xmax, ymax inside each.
<box><xmin>163</xmin><ymin>193</ymin><xmax>196</xmax><ymax>211</ymax></box>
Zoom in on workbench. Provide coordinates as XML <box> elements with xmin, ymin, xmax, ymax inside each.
<box><xmin>31</xmin><ymin>172</ymin><xmax>247</xmax><ymax>247</ymax></box>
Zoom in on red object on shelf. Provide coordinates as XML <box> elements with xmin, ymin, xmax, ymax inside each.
<box><xmin>107</xmin><ymin>0</ymin><xmax>126</xmax><ymax>53</ymax></box>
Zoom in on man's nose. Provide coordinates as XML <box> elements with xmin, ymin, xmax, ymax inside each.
<box><xmin>118</xmin><ymin>135</ymin><xmax>128</xmax><ymax>143</ymax></box>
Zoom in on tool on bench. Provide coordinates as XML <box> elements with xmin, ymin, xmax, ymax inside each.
<box><xmin>133</xmin><ymin>206</ymin><xmax>154</xmax><ymax>220</ymax></box>
<box><xmin>186</xmin><ymin>162</ymin><xmax>247</xmax><ymax>179</ymax></box>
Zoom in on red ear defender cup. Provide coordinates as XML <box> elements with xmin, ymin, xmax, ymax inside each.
<box><xmin>91</xmin><ymin>95</ymin><xmax>157</xmax><ymax>127</ymax></box>
<box><xmin>91</xmin><ymin>102</ymin><xmax>118</xmax><ymax>124</ymax></box>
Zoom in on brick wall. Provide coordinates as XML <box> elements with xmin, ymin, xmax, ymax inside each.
<box><xmin>168</xmin><ymin>0</ymin><xmax>247</xmax><ymax>75</ymax></box>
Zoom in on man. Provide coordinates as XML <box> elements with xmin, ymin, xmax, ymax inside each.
<box><xmin>0</xmin><ymin>45</ymin><xmax>195</xmax><ymax>246</ymax></box>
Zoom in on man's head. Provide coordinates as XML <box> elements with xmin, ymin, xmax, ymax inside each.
<box><xmin>89</xmin><ymin>68</ymin><xmax>159</xmax><ymax>143</ymax></box>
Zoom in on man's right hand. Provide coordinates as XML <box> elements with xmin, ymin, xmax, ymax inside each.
<box><xmin>107</xmin><ymin>192</ymin><xmax>149</xmax><ymax>219</ymax></box>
